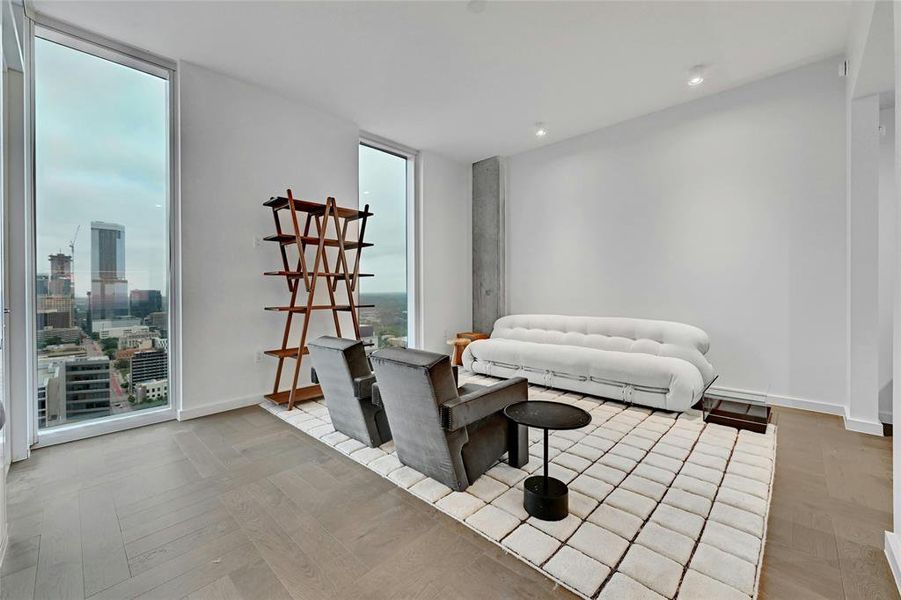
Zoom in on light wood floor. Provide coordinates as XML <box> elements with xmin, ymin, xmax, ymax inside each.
<box><xmin>0</xmin><ymin>405</ymin><xmax>896</xmax><ymax>599</ymax></box>
<box><xmin>760</xmin><ymin>408</ymin><xmax>898</xmax><ymax>600</ymax></box>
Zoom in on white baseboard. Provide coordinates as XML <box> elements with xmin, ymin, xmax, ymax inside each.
<box><xmin>707</xmin><ymin>384</ymin><xmax>886</xmax><ymax>435</ymax></box>
<box><xmin>886</xmin><ymin>532</ymin><xmax>901</xmax><ymax>595</ymax></box>
<box><xmin>766</xmin><ymin>393</ymin><xmax>845</xmax><ymax>416</ymax></box>
<box><xmin>177</xmin><ymin>394</ymin><xmax>265</xmax><ymax>421</ymax></box>
<box><xmin>709</xmin><ymin>385</ymin><xmax>846</xmax><ymax>416</ymax></box>
<box><xmin>707</xmin><ymin>385</ymin><xmax>767</xmax><ymax>404</ymax></box>
<box><xmin>843</xmin><ymin>410</ymin><xmax>885</xmax><ymax>436</ymax></box>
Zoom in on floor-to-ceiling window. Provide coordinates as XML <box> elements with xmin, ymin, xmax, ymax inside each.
<box><xmin>358</xmin><ymin>143</ymin><xmax>410</xmax><ymax>349</ymax></box>
<box><xmin>33</xmin><ymin>27</ymin><xmax>172</xmax><ymax>431</ymax></box>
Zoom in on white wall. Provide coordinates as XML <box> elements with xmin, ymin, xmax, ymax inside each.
<box><xmin>178</xmin><ymin>62</ymin><xmax>359</xmax><ymax>419</ymax></box>
<box><xmin>879</xmin><ymin>104</ymin><xmax>896</xmax><ymax>423</ymax></box>
<box><xmin>847</xmin><ymin>94</ymin><xmax>883</xmax><ymax>432</ymax></box>
<box><xmin>887</xmin><ymin>0</ymin><xmax>901</xmax><ymax>583</ymax></box>
<box><xmin>418</xmin><ymin>151</ymin><xmax>471</xmax><ymax>353</ymax></box>
<box><xmin>505</xmin><ymin>59</ymin><xmax>847</xmax><ymax>411</ymax></box>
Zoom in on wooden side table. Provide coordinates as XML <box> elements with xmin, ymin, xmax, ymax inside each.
<box><xmin>447</xmin><ymin>331</ymin><xmax>488</xmax><ymax>366</ymax></box>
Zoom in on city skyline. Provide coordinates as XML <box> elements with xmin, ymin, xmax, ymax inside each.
<box><xmin>35</xmin><ymin>35</ymin><xmax>169</xmax><ymax>296</ymax></box>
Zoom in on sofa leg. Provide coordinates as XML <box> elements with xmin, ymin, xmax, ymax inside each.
<box><xmin>507</xmin><ymin>421</ymin><xmax>528</xmax><ymax>468</ymax></box>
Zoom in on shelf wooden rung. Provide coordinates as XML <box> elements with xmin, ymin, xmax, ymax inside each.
<box><xmin>263</xmin><ymin>233</ymin><xmax>373</xmax><ymax>249</ymax></box>
<box><xmin>263</xmin><ymin>271</ymin><xmax>374</xmax><ymax>278</ymax></box>
<box><xmin>264</xmin><ymin>347</ymin><xmax>309</xmax><ymax>359</ymax></box>
<box><xmin>264</xmin><ymin>385</ymin><xmax>323</xmax><ymax>405</ymax></box>
<box><xmin>264</xmin><ymin>196</ymin><xmax>373</xmax><ymax>221</ymax></box>
<box><xmin>264</xmin><ymin>304</ymin><xmax>375</xmax><ymax>312</ymax></box>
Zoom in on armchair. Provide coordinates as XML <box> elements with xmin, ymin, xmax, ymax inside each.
<box><xmin>307</xmin><ymin>336</ymin><xmax>391</xmax><ymax>447</ymax></box>
<box><xmin>370</xmin><ymin>347</ymin><xmax>529</xmax><ymax>492</ymax></box>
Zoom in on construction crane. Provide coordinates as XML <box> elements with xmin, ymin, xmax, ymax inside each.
<box><xmin>68</xmin><ymin>224</ymin><xmax>80</xmax><ymax>257</ymax></box>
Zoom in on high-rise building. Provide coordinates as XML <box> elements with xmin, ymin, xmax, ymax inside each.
<box><xmin>36</xmin><ymin>274</ymin><xmax>49</xmax><ymax>296</ymax></box>
<box><xmin>36</xmin><ymin>295</ymin><xmax>74</xmax><ymax>329</ymax></box>
<box><xmin>129</xmin><ymin>289</ymin><xmax>162</xmax><ymax>318</ymax></box>
<box><xmin>36</xmin><ymin>253</ymin><xmax>76</xmax><ymax>329</ymax></box>
<box><xmin>48</xmin><ymin>253</ymin><xmax>73</xmax><ymax>296</ymax></box>
<box><xmin>38</xmin><ymin>356</ymin><xmax>111</xmax><ymax>428</ymax></box>
<box><xmin>90</xmin><ymin>221</ymin><xmax>128</xmax><ymax>321</ymax></box>
<box><xmin>130</xmin><ymin>349</ymin><xmax>167</xmax><ymax>390</ymax></box>
<box><xmin>63</xmin><ymin>357</ymin><xmax>112</xmax><ymax>423</ymax></box>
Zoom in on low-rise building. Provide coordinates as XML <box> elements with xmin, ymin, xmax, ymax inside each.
<box><xmin>36</xmin><ymin>326</ymin><xmax>82</xmax><ymax>346</ymax></box>
<box><xmin>118</xmin><ymin>330</ymin><xmax>155</xmax><ymax>350</ymax></box>
<box><xmin>145</xmin><ymin>311</ymin><xmax>168</xmax><ymax>333</ymax></box>
<box><xmin>99</xmin><ymin>324</ymin><xmax>150</xmax><ymax>340</ymax></box>
<box><xmin>39</xmin><ymin>344</ymin><xmax>87</xmax><ymax>360</ymax></box>
<box><xmin>134</xmin><ymin>378</ymin><xmax>167</xmax><ymax>402</ymax></box>
<box><xmin>93</xmin><ymin>318</ymin><xmax>142</xmax><ymax>333</ymax></box>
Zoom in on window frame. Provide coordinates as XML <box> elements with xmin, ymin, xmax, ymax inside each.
<box><xmin>358</xmin><ymin>133</ymin><xmax>421</xmax><ymax>350</ymax></box>
<box><xmin>20</xmin><ymin>14</ymin><xmax>180</xmax><ymax>449</ymax></box>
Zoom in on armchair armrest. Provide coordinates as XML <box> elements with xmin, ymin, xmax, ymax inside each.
<box><xmin>353</xmin><ymin>373</ymin><xmax>376</xmax><ymax>400</ymax></box>
<box><xmin>441</xmin><ymin>377</ymin><xmax>528</xmax><ymax>431</ymax></box>
<box><xmin>371</xmin><ymin>382</ymin><xmax>383</xmax><ymax>408</ymax></box>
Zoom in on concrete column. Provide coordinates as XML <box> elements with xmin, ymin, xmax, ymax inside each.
<box><xmin>472</xmin><ymin>157</ymin><xmax>505</xmax><ymax>333</ymax></box>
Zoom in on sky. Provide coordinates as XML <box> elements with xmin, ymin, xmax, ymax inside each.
<box><xmin>34</xmin><ymin>36</ymin><xmax>405</xmax><ymax>298</ymax></box>
<box><xmin>358</xmin><ymin>145</ymin><xmax>407</xmax><ymax>294</ymax></box>
<box><xmin>35</xmin><ymin>36</ymin><xmax>169</xmax><ymax>297</ymax></box>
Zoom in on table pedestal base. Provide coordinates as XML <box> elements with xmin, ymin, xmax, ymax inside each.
<box><xmin>523</xmin><ymin>475</ymin><xmax>568</xmax><ymax>521</ymax></box>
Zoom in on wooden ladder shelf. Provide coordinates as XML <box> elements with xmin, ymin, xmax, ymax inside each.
<box><xmin>263</xmin><ymin>189</ymin><xmax>373</xmax><ymax>409</ymax></box>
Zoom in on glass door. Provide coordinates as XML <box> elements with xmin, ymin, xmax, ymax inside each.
<box><xmin>32</xmin><ymin>27</ymin><xmax>172</xmax><ymax>432</ymax></box>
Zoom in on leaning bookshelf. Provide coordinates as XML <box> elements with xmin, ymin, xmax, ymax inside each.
<box><xmin>263</xmin><ymin>189</ymin><xmax>373</xmax><ymax>409</ymax></box>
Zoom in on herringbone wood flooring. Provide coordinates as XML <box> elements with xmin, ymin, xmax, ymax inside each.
<box><xmin>0</xmin><ymin>405</ymin><xmax>897</xmax><ymax>599</ymax></box>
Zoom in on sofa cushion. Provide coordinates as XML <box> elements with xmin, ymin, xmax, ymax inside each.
<box><xmin>462</xmin><ymin>315</ymin><xmax>715</xmax><ymax>413</ymax></box>
<box><xmin>489</xmin><ymin>315</ymin><xmax>715</xmax><ymax>386</ymax></box>
<box><xmin>466</xmin><ymin>339</ymin><xmax>704</xmax><ymax>410</ymax></box>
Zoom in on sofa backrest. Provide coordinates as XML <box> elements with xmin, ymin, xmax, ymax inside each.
<box><xmin>491</xmin><ymin>314</ymin><xmax>715</xmax><ymax>384</ymax></box>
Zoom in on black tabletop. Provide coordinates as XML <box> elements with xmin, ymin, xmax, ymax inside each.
<box><xmin>504</xmin><ymin>401</ymin><xmax>591</xmax><ymax>431</ymax></box>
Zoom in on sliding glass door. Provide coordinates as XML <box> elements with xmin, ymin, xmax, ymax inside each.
<box><xmin>358</xmin><ymin>143</ymin><xmax>411</xmax><ymax>349</ymax></box>
<box><xmin>33</xmin><ymin>27</ymin><xmax>172</xmax><ymax>431</ymax></box>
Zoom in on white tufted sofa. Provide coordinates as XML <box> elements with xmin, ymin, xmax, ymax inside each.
<box><xmin>461</xmin><ymin>315</ymin><xmax>716</xmax><ymax>412</ymax></box>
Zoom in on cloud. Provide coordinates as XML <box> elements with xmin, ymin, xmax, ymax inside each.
<box><xmin>35</xmin><ymin>36</ymin><xmax>169</xmax><ymax>295</ymax></box>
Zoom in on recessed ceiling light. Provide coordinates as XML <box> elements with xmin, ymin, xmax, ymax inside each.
<box><xmin>687</xmin><ymin>65</ymin><xmax>705</xmax><ymax>87</ymax></box>
<box><xmin>535</xmin><ymin>122</ymin><xmax>548</xmax><ymax>137</ymax></box>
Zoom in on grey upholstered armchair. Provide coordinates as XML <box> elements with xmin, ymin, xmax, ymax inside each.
<box><xmin>370</xmin><ymin>347</ymin><xmax>529</xmax><ymax>492</ymax></box>
<box><xmin>307</xmin><ymin>336</ymin><xmax>391</xmax><ymax>448</ymax></box>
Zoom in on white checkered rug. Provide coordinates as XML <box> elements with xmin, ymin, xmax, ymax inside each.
<box><xmin>260</xmin><ymin>372</ymin><xmax>776</xmax><ymax>599</ymax></box>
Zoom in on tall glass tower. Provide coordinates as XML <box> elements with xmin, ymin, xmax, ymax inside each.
<box><xmin>90</xmin><ymin>221</ymin><xmax>128</xmax><ymax>321</ymax></box>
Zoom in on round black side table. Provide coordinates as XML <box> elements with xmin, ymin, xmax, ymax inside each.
<box><xmin>504</xmin><ymin>400</ymin><xmax>591</xmax><ymax>521</ymax></box>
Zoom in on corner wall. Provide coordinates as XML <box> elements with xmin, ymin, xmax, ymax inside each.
<box><xmin>879</xmin><ymin>105</ymin><xmax>896</xmax><ymax>423</ymax></box>
<box><xmin>419</xmin><ymin>151</ymin><xmax>472</xmax><ymax>352</ymax></box>
<box><xmin>177</xmin><ymin>62</ymin><xmax>359</xmax><ymax>419</ymax></box>
<box><xmin>887</xmin><ymin>0</ymin><xmax>901</xmax><ymax>587</ymax></box>
<box><xmin>505</xmin><ymin>59</ymin><xmax>847</xmax><ymax>412</ymax></box>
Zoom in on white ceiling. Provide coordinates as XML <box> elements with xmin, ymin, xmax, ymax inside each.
<box><xmin>33</xmin><ymin>1</ymin><xmax>853</xmax><ymax>163</ymax></box>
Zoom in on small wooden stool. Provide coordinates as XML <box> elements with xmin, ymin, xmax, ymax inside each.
<box><xmin>447</xmin><ymin>332</ymin><xmax>488</xmax><ymax>366</ymax></box>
